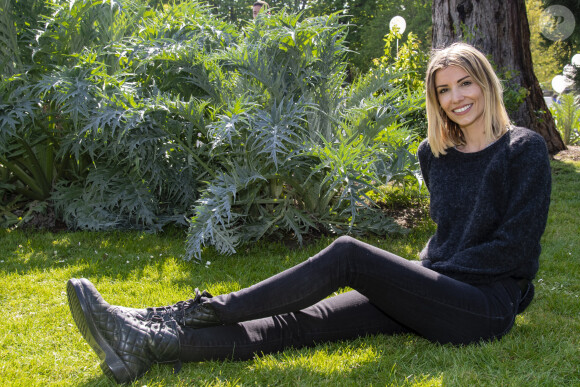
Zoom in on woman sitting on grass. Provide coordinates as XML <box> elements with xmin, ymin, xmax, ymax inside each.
<box><xmin>67</xmin><ymin>42</ymin><xmax>552</xmax><ymax>384</ymax></box>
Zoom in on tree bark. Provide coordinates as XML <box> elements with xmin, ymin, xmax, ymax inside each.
<box><xmin>431</xmin><ymin>0</ymin><xmax>566</xmax><ymax>154</ymax></box>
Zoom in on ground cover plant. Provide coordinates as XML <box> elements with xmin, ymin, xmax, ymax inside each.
<box><xmin>0</xmin><ymin>158</ymin><xmax>578</xmax><ymax>386</ymax></box>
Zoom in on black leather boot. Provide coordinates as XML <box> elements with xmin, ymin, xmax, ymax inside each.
<box><xmin>124</xmin><ymin>289</ymin><xmax>215</xmax><ymax>324</ymax></box>
<box><xmin>67</xmin><ymin>278</ymin><xmax>182</xmax><ymax>384</ymax></box>
<box><xmin>76</xmin><ymin>278</ymin><xmax>219</xmax><ymax>328</ymax></box>
<box><xmin>182</xmin><ymin>301</ymin><xmax>221</xmax><ymax>328</ymax></box>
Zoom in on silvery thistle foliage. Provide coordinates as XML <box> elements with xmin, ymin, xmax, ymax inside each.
<box><xmin>185</xmin><ymin>10</ymin><xmax>421</xmax><ymax>261</ymax></box>
<box><xmin>1</xmin><ymin>0</ymin><xmax>421</xmax><ymax>259</ymax></box>
<box><xmin>27</xmin><ymin>0</ymin><xmax>235</xmax><ymax>230</ymax></box>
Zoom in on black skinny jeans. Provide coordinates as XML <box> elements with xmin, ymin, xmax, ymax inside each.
<box><xmin>179</xmin><ymin>236</ymin><xmax>523</xmax><ymax>362</ymax></box>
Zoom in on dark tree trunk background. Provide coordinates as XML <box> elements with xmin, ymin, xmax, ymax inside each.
<box><xmin>431</xmin><ymin>0</ymin><xmax>566</xmax><ymax>154</ymax></box>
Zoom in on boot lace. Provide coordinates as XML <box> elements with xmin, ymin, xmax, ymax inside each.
<box><xmin>148</xmin><ymin>288</ymin><xmax>213</xmax><ymax>324</ymax></box>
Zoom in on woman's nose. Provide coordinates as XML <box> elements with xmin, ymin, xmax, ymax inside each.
<box><xmin>451</xmin><ymin>88</ymin><xmax>464</xmax><ymax>103</ymax></box>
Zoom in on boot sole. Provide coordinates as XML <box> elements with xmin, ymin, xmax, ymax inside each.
<box><xmin>66</xmin><ymin>278</ymin><xmax>134</xmax><ymax>384</ymax></box>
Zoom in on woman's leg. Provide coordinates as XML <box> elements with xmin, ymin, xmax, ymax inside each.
<box><xmin>203</xmin><ymin>236</ymin><xmax>521</xmax><ymax>345</ymax></box>
<box><xmin>66</xmin><ymin>234</ymin><xmax>522</xmax><ymax>381</ymax></box>
<box><xmin>68</xmin><ymin>277</ymin><xmax>409</xmax><ymax>380</ymax></box>
<box><xmin>180</xmin><ymin>290</ymin><xmax>410</xmax><ymax>362</ymax></box>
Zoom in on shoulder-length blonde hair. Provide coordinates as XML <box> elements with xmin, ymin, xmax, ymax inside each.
<box><xmin>425</xmin><ymin>42</ymin><xmax>511</xmax><ymax>157</ymax></box>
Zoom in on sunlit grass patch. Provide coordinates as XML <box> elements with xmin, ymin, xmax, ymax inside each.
<box><xmin>0</xmin><ymin>160</ymin><xmax>578</xmax><ymax>386</ymax></box>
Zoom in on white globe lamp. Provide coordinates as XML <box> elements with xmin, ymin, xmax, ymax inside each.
<box><xmin>389</xmin><ymin>16</ymin><xmax>406</xmax><ymax>34</ymax></box>
<box><xmin>389</xmin><ymin>16</ymin><xmax>406</xmax><ymax>58</ymax></box>
<box><xmin>552</xmin><ymin>74</ymin><xmax>569</xmax><ymax>94</ymax></box>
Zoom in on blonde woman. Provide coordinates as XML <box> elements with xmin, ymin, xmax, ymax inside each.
<box><xmin>67</xmin><ymin>43</ymin><xmax>551</xmax><ymax>384</ymax></box>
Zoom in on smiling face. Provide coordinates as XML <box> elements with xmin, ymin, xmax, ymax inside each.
<box><xmin>435</xmin><ymin>65</ymin><xmax>485</xmax><ymax>135</ymax></box>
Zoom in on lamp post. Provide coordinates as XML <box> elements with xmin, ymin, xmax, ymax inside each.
<box><xmin>389</xmin><ymin>16</ymin><xmax>406</xmax><ymax>58</ymax></box>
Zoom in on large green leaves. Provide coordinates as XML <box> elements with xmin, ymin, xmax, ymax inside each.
<box><xmin>1</xmin><ymin>0</ymin><xmax>225</xmax><ymax>228</ymax></box>
<box><xmin>2</xmin><ymin>0</ymin><xmax>422</xmax><ymax>260</ymax></box>
<box><xmin>550</xmin><ymin>94</ymin><xmax>580</xmax><ymax>145</ymax></box>
<box><xmin>183</xmin><ymin>11</ymin><xmax>421</xmax><ymax>261</ymax></box>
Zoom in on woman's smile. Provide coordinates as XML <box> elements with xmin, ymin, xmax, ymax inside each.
<box><xmin>453</xmin><ymin>103</ymin><xmax>473</xmax><ymax>113</ymax></box>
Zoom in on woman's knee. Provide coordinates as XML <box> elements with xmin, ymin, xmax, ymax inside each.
<box><xmin>331</xmin><ymin>235</ymin><xmax>358</xmax><ymax>253</ymax></box>
<box><xmin>326</xmin><ymin>235</ymin><xmax>366</xmax><ymax>261</ymax></box>
<box><xmin>311</xmin><ymin>236</ymin><xmax>358</xmax><ymax>264</ymax></box>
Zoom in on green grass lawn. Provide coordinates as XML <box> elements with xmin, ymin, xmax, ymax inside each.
<box><xmin>1</xmin><ymin>160</ymin><xmax>578</xmax><ymax>386</ymax></box>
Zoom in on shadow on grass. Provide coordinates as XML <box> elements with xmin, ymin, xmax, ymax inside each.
<box><xmin>0</xmin><ymin>229</ymin><xmax>183</xmax><ymax>273</ymax></box>
<box><xmin>0</xmin><ymin>227</ymin><xmax>332</xmax><ymax>303</ymax></box>
<box><xmin>84</xmin><ymin>332</ymin><xmax>540</xmax><ymax>386</ymax></box>
<box><xmin>75</xmin><ymin>376</ymin><xmax>117</xmax><ymax>387</ymax></box>
<box><xmin>550</xmin><ymin>158</ymin><xmax>580</xmax><ymax>177</ymax></box>
<box><xmin>104</xmin><ymin>335</ymin><xmax>442</xmax><ymax>386</ymax></box>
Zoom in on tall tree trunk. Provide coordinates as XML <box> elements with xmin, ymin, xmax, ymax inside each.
<box><xmin>432</xmin><ymin>0</ymin><xmax>566</xmax><ymax>154</ymax></box>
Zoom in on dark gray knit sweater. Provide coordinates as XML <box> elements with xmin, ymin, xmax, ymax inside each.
<box><xmin>417</xmin><ymin>127</ymin><xmax>551</xmax><ymax>284</ymax></box>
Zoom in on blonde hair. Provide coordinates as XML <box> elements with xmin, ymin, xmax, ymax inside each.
<box><xmin>425</xmin><ymin>42</ymin><xmax>511</xmax><ymax>157</ymax></box>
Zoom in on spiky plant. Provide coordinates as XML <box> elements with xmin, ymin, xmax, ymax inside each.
<box><xmin>0</xmin><ymin>0</ymin><xmax>60</xmax><ymax>225</ymax></box>
<box><xmin>184</xmin><ymin>11</ymin><xmax>423</xmax><ymax>260</ymax></box>
<box><xmin>2</xmin><ymin>0</ymin><xmax>423</xmax><ymax>259</ymax></box>
<box><xmin>9</xmin><ymin>0</ymin><xmax>235</xmax><ymax>229</ymax></box>
<box><xmin>550</xmin><ymin>93</ymin><xmax>580</xmax><ymax>145</ymax></box>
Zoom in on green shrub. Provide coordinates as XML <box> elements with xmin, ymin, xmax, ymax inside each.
<box><xmin>550</xmin><ymin>93</ymin><xmax>580</xmax><ymax>145</ymax></box>
<box><xmin>371</xmin><ymin>29</ymin><xmax>428</xmax><ymax>139</ymax></box>
<box><xmin>1</xmin><ymin>0</ymin><xmax>231</xmax><ymax>229</ymax></box>
<box><xmin>185</xmin><ymin>11</ymin><xmax>424</xmax><ymax>260</ymax></box>
<box><xmin>1</xmin><ymin>1</ymin><xmax>424</xmax><ymax>260</ymax></box>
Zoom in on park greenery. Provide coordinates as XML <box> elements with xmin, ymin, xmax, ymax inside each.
<box><xmin>1</xmin><ymin>0</ymin><xmax>428</xmax><ymax>260</ymax></box>
<box><xmin>1</xmin><ymin>0</ymin><xmax>578</xmax><ymax>260</ymax></box>
<box><xmin>550</xmin><ymin>93</ymin><xmax>580</xmax><ymax>145</ymax></box>
<box><xmin>200</xmin><ymin>0</ymin><xmax>432</xmax><ymax>73</ymax></box>
<box><xmin>1</xmin><ymin>0</ymin><xmax>579</xmax><ymax>385</ymax></box>
<box><xmin>0</xmin><ymin>157</ymin><xmax>578</xmax><ymax>385</ymax></box>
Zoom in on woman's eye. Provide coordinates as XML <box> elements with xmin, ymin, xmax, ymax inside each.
<box><xmin>462</xmin><ymin>81</ymin><xmax>472</xmax><ymax>86</ymax></box>
<box><xmin>438</xmin><ymin>88</ymin><xmax>447</xmax><ymax>94</ymax></box>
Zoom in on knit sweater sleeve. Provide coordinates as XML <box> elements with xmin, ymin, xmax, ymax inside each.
<box><xmin>418</xmin><ymin>128</ymin><xmax>551</xmax><ymax>283</ymax></box>
<box><xmin>417</xmin><ymin>139</ymin><xmax>432</xmax><ymax>191</ymax></box>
